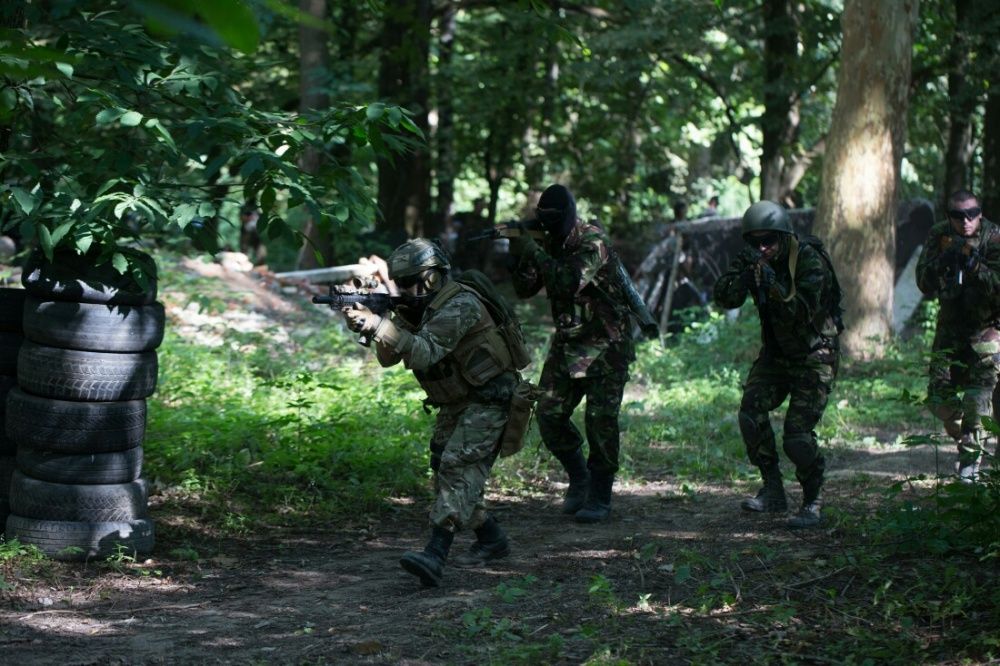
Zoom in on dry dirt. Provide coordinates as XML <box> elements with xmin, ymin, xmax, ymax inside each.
<box><xmin>0</xmin><ymin>254</ymin><xmax>955</xmax><ymax>665</ymax></box>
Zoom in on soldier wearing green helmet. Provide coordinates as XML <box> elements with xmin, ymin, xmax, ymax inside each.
<box><xmin>714</xmin><ymin>201</ymin><xmax>843</xmax><ymax>529</ymax></box>
<box><xmin>345</xmin><ymin>238</ymin><xmax>520</xmax><ymax>586</ymax></box>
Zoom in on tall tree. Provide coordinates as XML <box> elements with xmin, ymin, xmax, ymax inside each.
<box><xmin>295</xmin><ymin>0</ymin><xmax>332</xmax><ymax>269</ymax></box>
<box><xmin>376</xmin><ymin>0</ymin><xmax>432</xmax><ymax>241</ymax></box>
<box><xmin>942</xmin><ymin>0</ymin><xmax>977</xmax><ymax>200</ymax></box>
<box><xmin>813</xmin><ymin>0</ymin><xmax>919</xmax><ymax>358</ymax></box>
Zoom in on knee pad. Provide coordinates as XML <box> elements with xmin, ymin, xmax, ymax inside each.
<box><xmin>782</xmin><ymin>431</ymin><xmax>818</xmax><ymax>469</ymax></box>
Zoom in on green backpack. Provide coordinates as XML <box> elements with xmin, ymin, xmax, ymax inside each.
<box><xmin>455</xmin><ymin>270</ymin><xmax>532</xmax><ymax>370</ymax></box>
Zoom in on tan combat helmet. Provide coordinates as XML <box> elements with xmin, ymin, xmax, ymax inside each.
<box><xmin>387</xmin><ymin>239</ymin><xmax>451</xmax><ymax>293</ymax></box>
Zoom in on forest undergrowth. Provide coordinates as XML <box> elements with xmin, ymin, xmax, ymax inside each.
<box><xmin>2</xmin><ymin>251</ymin><xmax>999</xmax><ymax>664</ymax></box>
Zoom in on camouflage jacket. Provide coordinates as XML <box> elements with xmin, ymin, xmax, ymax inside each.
<box><xmin>512</xmin><ymin>220</ymin><xmax>635</xmax><ymax>378</ymax></box>
<box><xmin>916</xmin><ymin>218</ymin><xmax>1000</xmax><ymax>334</ymax></box>
<box><xmin>714</xmin><ymin>239</ymin><xmax>839</xmax><ymax>359</ymax></box>
<box><xmin>376</xmin><ymin>286</ymin><xmax>514</xmax><ymax>403</ymax></box>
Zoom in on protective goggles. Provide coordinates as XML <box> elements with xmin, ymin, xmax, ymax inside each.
<box><xmin>948</xmin><ymin>207</ymin><xmax>981</xmax><ymax>221</ymax></box>
<box><xmin>745</xmin><ymin>231</ymin><xmax>782</xmax><ymax>248</ymax></box>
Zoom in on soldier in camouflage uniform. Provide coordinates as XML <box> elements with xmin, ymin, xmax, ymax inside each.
<box><xmin>510</xmin><ymin>184</ymin><xmax>635</xmax><ymax>523</ymax></box>
<box><xmin>345</xmin><ymin>239</ymin><xmax>517</xmax><ymax>586</ymax></box>
<box><xmin>714</xmin><ymin>201</ymin><xmax>841</xmax><ymax>529</ymax></box>
<box><xmin>916</xmin><ymin>189</ymin><xmax>1000</xmax><ymax>483</ymax></box>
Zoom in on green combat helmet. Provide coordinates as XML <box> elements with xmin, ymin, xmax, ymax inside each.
<box><xmin>741</xmin><ymin>200</ymin><xmax>794</xmax><ymax>238</ymax></box>
<box><xmin>387</xmin><ymin>238</ymin><xmax>451</xmax><ymax>283</ymax></box>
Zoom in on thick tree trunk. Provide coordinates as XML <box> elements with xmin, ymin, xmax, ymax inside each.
<box><xmin>943</xmin><ymin>0</ymin><xmax>976</xmax><ymax>200</ymax></box>
<box><xmin>759</xmin><ymin>0</ymin><xmax>799</xmax><ymax>204</ymax></box>
<box><xmin>813</xmin><ymin>0</ymin><xmax>918</xmax><ymax>359</ymax></box>
<box><xmin>376</xmin><ymin>0</ymin><xmax>432</xmax><ymax>242</ymax></box>
<box><xmin>983</xmin><ymin>88</ymin><xmax>1000</xmax><ymax>219</ymax></box>
<box><xmin>295</xmin><ymin>0</ymin><xmax>332</xmax><ymax>269</ymax></box>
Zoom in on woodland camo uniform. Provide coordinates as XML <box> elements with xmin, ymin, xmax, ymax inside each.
<box><xmin>916</xmin><ymin>189</ymin><xmax>1000</xmax><ymax>483</ymax></box>
<box><xmin>713</xmin><ymin>200</ymin><xmax>841</xmax><ymax>529</ymax></box>
<box><xmin>344</xmin><ymin>239</ymin><xmax>516</xmax><ymax>587</ymax></box>
<box><xmin>510</xmin><ymin>184</ymin><xmax>635</xmax><ymax>523</ymax></box>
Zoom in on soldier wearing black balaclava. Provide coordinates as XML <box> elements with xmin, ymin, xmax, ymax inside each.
<box><xmin>509</xmin><ymin>184</ymin><xmax>636</xmax><ymax>523</ymax></box>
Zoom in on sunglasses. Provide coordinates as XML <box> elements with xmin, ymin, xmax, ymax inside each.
<box><xmin>746</xmin><ymin>232</ymin><xmax>781</xmax><ymax>247</ymax></box>
<box><xmin>948</xmin><ymin>207</ymin><xmax>981</xmax><ymax>221</ymax></box>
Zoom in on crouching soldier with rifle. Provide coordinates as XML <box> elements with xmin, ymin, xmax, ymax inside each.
<box><xmin>339</xmin><ymin>239</ymin><xmax>533</xmax><ymax>587</ymax></box>
<box><xmin>714</xmin><ymin>201</ymin><xmax>843</xmax><ymax>529</ymax></box>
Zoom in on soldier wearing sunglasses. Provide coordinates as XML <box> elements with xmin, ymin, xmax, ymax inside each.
<box><xmin>714</xmin><ymin>201</ymin><xmax>842</xmax><ymax>529</ymax></box>
<box><xmin>916</xmin><ymin>189</ymin><xmax>999</xmax><ymax>483</ymax></box>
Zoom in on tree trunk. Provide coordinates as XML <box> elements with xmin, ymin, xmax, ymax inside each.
<box><xmin>983</xmin><ymin>88</ymin><xmax>1000</xmax><ymax>219</ymax></box>
<box><xmin>376</xmin><ymin>0</ymin><xmax>432</xmax><ymax>243</ymax></box>
<box><xmin>813</xmin><ymin>0</ymin><xmax>918</xmax><ymax>359</ymax></box>
<box><xmin>759</xmin><ymin>0</ymin><xmax>799</xmax><ymax>204</ymax></box>
<box><xmin>295</xmin><ymin>0</ymin><xmax>332</xmax><ymax>269</ymax></box>
<box><xmin>431</xmin><ymin>5</ymin><xmax>457</xmax><ymax>238</ymax></box>
<box><xmin>942</xmin><ymin>0</ymin><xmax>977</xmax><ymax>200</ymax></box>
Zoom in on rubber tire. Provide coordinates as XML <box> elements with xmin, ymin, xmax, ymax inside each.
<box><xmin>5</xmin><ymin>388</ymin><xmax>146</xmax><ymax>453</ymax></box>
<box><xmin>22</xmin><ymin>249</ymin><xmax>157</xmax><ymax>306</ymax></box>
<box><xmin>17</xmin><ymin>446</ymin><xmax>143</xmax><ymax>484</ymax></box>
<box><xmin>23</xmin><ymin>297</ymin><xmax>165</xmax><ymax>353</ymax></box>
<box><xmin>4</xmin><ymin>515</ymin><xmax>155</xmax><ymax>561</ymax></box>
<box><xmin>17</xmin><ymin>341</ymin><xmax>158</xmax><ymax>401</ymax></box>
<box><xmin>0</xmin><ymin>455</ymin><xmax>12</xmax><ymax>534</ymax></box>
<box><xmin>8</xmin><ymin>470</ymin><xmax>148</xmax><ymax>522</ymax></box>
<box><xmin>0</xmin><ymin>288</ymin><xmax>27</xmax><ymax>332</ymax></box>
<box><xmin>0</xmin><ymin>375</ymin><xmax>18</xmax><ymax>455</ymax></box>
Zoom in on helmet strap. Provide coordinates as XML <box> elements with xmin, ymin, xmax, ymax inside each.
<box><xmin>783</xmin><ymin>236</ymin><xmax>799</xmax><ymax>302</ymax></box>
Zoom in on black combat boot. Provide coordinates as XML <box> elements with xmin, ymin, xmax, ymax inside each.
<box><xmin>553</xmin><ymin>450</ymin><xmax>590</xmax><ymax>514</ymax></box>
<box><xmin>787</xmin><ymin>475</ymin><xmax>822</xmax><ymax>529</ymax></box>
<box><xmin>400</xmin><ymin>526</ymin><xmax>454</xmax><ymax>587</ymax></box>
<box><xmin>574</xmin><ymin>470</ymin><xmax>614</xmax><ymax>523</ymax></box>
<box><xmin>453</xmin><ymin>515</ymin><xmax>510</xmax><ymax>567</ymax></box>
<box><xmin>740</xmin><ymin>463</ymin><xmax>787</xmax><ymax>513</ymax></box>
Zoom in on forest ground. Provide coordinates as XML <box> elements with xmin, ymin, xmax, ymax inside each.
<box><xmin>0</xmin><ymin>253</ymin><xmax>991</xmax><ymax>665</ymax></box>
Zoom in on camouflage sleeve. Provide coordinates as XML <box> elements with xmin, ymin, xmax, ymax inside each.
<box><xmin>713</xmin><ymin>249</ymin><xmax>753</xmax><ymax>309</ymax></box>
<box><xmin>969</xmin><ymin>227</ymin><xmax>1000</xmax><ymax>296</ymax></box>
<box><xmin>539</xmin><ymin>235</ymin><xmax>607</xmax><ymax>300</ymax></box>
<box><xmin>916</xmin><ymin>224</ymin><xmax>948</xmax><ymax>295</ymax></box>
<box><xmin>399</xmin><ymin>291</ymin><xmax>482</xmax><ymax>371</ymax></box>
<box><xmin>767</xmin><ymin>246</ymin><xmax>826</xmax><ymax>324</ymax></box>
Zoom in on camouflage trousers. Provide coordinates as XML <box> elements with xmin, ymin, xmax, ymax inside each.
<box><xmin>927</xmin><ymin>325</ymin><xmax>1000</xmax><ymax>455</ymax></box>
<box><xmin>536</xmin><ymin>353</ymin><xmax>630</xmax><ymax>475</ymax></box>
<box><xmin>738</xmin><ymin>349</ymin><xmax>838</xmax><ymax>488</ymax></box>
<box><xmin>428</xmin><ymin>401</ymin><xmax>508</xmax><ymax>531</ymax></box>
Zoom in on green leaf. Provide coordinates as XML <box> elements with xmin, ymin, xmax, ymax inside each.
<box><xmin>37</xmin><ymin>224</ymin><xmax>53</xmax><ymax>261</ymax></box>
<box><xmin>198</xmin><ymin>202</ymin><xmax>216</xmax><ymax>217</ymax></box>
<box><xmin>112</xmin><ymin>253</ymin><xmax>128</xmax><ymax>275</ymax></box>
<box><xmin>120</xmin><ymin>110</ymin><xmax>144</xmax><ymax>126</ymax></box>
<box><xmin>96</xmin><ymin>108</ymin><xmax>125</xmax><ymax>125</ymax></box>
<box><xmin>333</xmin><ymin>205</ymin><xmax>349</xmax><ymax>222</ymax></box>
<box><xmin>196</xmin><ymin>0</ymin><xmax>261</xmax><ymax>54</ymax></box>
<box><xmin>50</xmin><ymin>221</ymin><xmax>75</xmax><ymax>246</ymax></box>
<box><xmin>9</xmin><ymin>187</ymin><xmax>37</xmax><ymax>215</ymax></box>
<box><xmin>55</xmin><ymin>62</ymin><xmax>74</xmax><ymax>77</ymax></box>
<box><xmin>366</xmin><ymin>103</ymin><xmax>385</xmax><ymax>121</ymax></box>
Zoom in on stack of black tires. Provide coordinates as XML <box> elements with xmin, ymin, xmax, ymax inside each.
<box><xmin>4</xmin><ymin>251</ymin><xmax>162</xmax><ymax>561</ymax></box>
<box><xmin>0</xmin><ymin>287</ymin><xmax>27</xmax><ymax>535</ymax></box>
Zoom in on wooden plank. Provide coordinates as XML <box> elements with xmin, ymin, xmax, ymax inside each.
<box><xmin>273</xmin><ymin>263</ymin><xmax>378</xmax><ymax>283</ymax></box>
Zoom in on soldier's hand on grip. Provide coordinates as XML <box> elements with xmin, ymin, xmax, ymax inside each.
<box><xmin>344</xmin><ymin>302</ymin><xmax>382</xmax><ymax>334</ymax></box>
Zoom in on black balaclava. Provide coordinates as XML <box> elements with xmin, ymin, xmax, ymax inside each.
<box><xmin>536</xmin><ymin>184</ymin><xmax>577</xmax><ymax>239</ymax></box>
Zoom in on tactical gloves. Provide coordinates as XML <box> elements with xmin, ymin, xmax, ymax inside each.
<box><xmin>345</xmin><ymin>303</ymin><xmax>382</xmax><ymax>334</ymax></box>
<box><xmin>512</xmin><ymin>234</ymin><xmax>547</xmax><ymax>262</ymax></box>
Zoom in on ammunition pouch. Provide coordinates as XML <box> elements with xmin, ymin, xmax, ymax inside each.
<box><xmin>499</xmin><ymin>380</ymin><xmax>540</xmax><ymax>458</ymax></box>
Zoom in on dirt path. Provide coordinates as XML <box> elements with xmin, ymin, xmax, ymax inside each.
<box><xmin>0</xmin><ymin>440</ymin><xmax>948</xmax><ymax>665</ymax></box>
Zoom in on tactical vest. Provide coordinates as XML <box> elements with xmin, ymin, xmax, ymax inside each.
<box><xmin>412</xmin><ymin>281</ymin><xmax>514</xmax><ymax>404</ymax></box>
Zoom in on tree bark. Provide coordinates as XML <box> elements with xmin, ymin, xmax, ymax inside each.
<box><xmin>376</xmin><ymin>0</ymin><xmax>432</xmax><ymax>243</ymax></box>
<box><xmin>431</xmin><ymin>5</ymin><xmax>457</xmax><ymax>238</ymax></box>
<box><xmin>942</xmin><ymin>0</ymin><xmax>977</xmax><ymax>201</ymax></box>
<box><xmin>295</xmin><ymin>0</ymin><xmax>332</xmax><ymax>269</ymax></box>
<box><xmin>813</xmin><ymin>0</ymin><xmax>918</xmax><ymax>359</ymax></box>
<box><xmin>759</xmin><ymin>0</ymin><xmax>799</xmax><ymax>204</ymax></box>
<box><xmin>983</xmin><ymin>88</ymin><xmax>1000</xmax><ymax>219</ymax></box>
